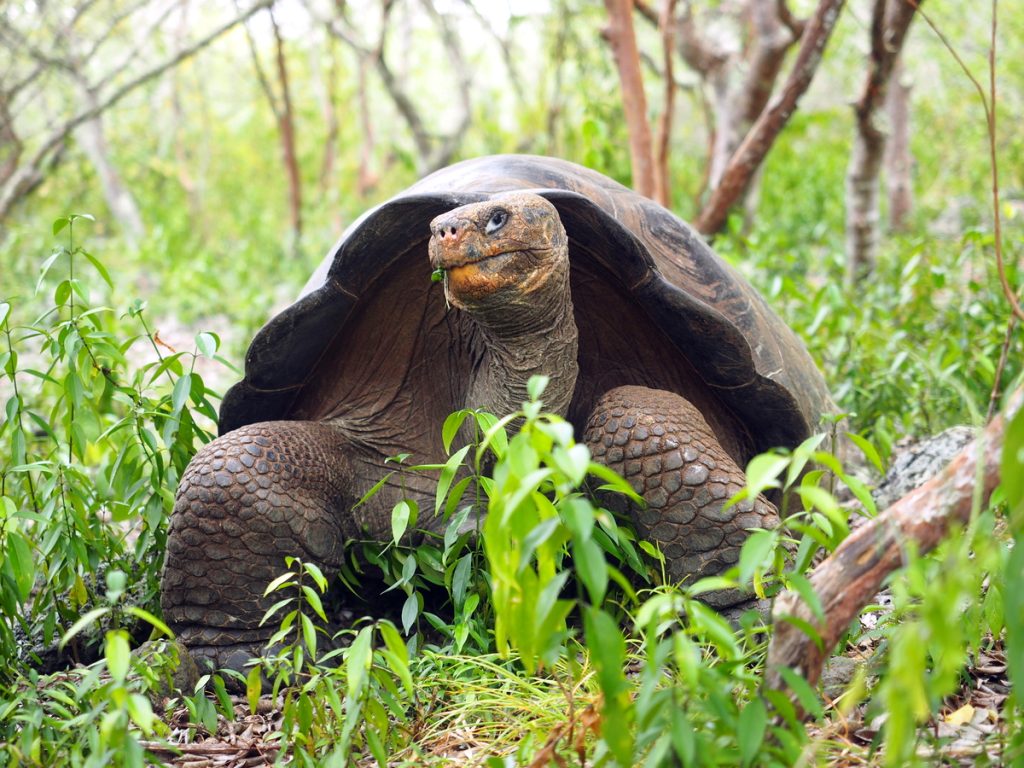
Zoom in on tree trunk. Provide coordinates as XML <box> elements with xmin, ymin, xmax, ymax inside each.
<box><xmin>653</xmin><ymin>0</ymin><xmax>678</xmax><ymax>208</ymax></box>
<box><xmin>844</xmin><ymin>0</ymin><xmax>920</xmax><ymax>283</ymax></box>
<box><xmin>75</xmin><ymin>84</ymin><xmax>146</xmax><ymax>245</ymax></box>
<box><xmin>885</xmin><ymin>57</ymin><xmax>913</xmax><ymax>231</ymax></box>
<box><xmin>764</xmin><ymin>388</ymin><xmax>1022</xmax><ymax>721</ymax></box>
<box><xmin>270</xmin><ymin>10</ymin><xmax>302</xmax><ymax>247</ymax></box>
<box><xmin>317</xmin><ymin>31</ymin><xmax>341</xmax><ymax>195</ymax></box>
<box><xmin>603</xmin><ymin>0</ymin><xmax>657</xmax><ymax>200</ymax></box>
<box><xmin>695</xmin><ymin>0</ymin><xmax>846</xmax><ymax>235</ymax></box>
<box><xmin>0</xmin><ymin>0</ymin><xmax>274</xmax><ymax>222</ymax></box>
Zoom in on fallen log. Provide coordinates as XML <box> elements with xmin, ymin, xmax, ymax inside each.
<box><xmin>764</xmin><ymin>388</ymin><xmax>1023</xmax><ymax>718</ymax></box>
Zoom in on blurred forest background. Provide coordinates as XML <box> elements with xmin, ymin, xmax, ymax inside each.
<box><xmin>2</xmin><ymin>1</ymin><xmax>1024</xmax><ymax>764</ymax></box>
<box><xmin>3</xmin><ymin>0</ymin><xmax>1021</xmax><ymax>444</ymax></box>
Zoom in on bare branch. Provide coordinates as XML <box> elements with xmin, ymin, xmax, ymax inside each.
<box><xmin>654</xmin><ymin>0</ymin><xmax>679</xmax><ymax>207</ymax></box>
<box><xmin>239</xmin><ymin>4</ymin><xmax>283</xmax><ymax>121</ymax></box>
<box><xmin>845</xmin><ymin>0</ymin><xmax>920</xmax><ymax>282</ymax></box>
<box><xmin>776</xmin><ymin>0</ymin><xmax>806</xmax><ymax>38</ymax></box>
<box><xmin>458</xmin><ymin>0</ymin><xmax>524</xmax><ymax>104</ymax></box>
<box><xmin>418</xmin><ymin>0</ymin><xmax>471</xmax><ymax>171</ymax></box>
<box><xmin>695</xmin><ymin>0</ymin><xmax>845</xmax><ymax>234</ymax></box>
<box><xmin>0</xmin><ymin>0</ymin><xmax>274</xmax><ymax>219</ymax></box>
<box><xmin>603</xmin><ymin>0</ymin><xmax>657</xmax><ymax>199</ymax></box>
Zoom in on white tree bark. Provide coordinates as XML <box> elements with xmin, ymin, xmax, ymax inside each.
<box><xmin>75</xmin><ymin>85</ymin><xmax>145</xmax><ymax>245</ymax></box>
<box><xmin>885</xmin><ymin>58</ymin><xmax>913</xmax><ymax>231</ymax></box>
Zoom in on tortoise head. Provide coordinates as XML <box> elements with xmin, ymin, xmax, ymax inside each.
<box><xmin>428</xmin><ymin>192</ymin><xmax>569</xmax><ymax>311</ymax></box>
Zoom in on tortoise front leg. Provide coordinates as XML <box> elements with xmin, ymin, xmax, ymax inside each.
<box><xmin>583</xmin><ymin>385</ymin><xmax>779</xmax><ymax>607</ymax></box>
<box><xmin>161</xmin><ymin>421</ymin><xmax>363</xmax><ymax>673</ymax></box>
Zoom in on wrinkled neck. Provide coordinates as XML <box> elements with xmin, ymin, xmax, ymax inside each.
<box><xmin>465</xmin><ymin>259</ymin><xmax>579</xmax><ymax>420</ymax></box>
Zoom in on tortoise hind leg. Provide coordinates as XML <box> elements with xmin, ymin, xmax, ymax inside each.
<box><xmin>161</xmin><ymin>421</ymin><xmax>359</xmax><ymax>673</ymax></box>
<box><xmin>583</xmin><ymin>385</ymin><xmax>779</xmax><ymax>607</ymax></box>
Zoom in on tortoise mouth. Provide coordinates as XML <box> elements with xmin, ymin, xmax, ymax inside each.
<box><xmin>433</xmin><ymin>245</ymin><xmax>552</xmax><ymax>272</ymax></box>
<box><xmin>438</xmin><ymin>247</ymin><xmax>556</xmax><ymax>303</ymax></box>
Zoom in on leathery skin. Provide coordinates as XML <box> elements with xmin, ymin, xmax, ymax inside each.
<box><xmin>584</xmin><ymin>385</ymin><xmax>779</xmax><ymax>606</ymax></box>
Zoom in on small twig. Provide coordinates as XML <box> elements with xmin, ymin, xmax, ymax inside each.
<box><xmin>986</xmin><ymin>314</ymin><xmax>1017</xmax><ymax>421</ymax></box>
<box><xmin>907</xmin><ymin>0</ymin><xmax>1023</xmax><ymax>322</ymax></box>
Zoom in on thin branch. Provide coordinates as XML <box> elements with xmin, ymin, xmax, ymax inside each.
<box><xmin>907</xmin><ymin>0</ymin><xmax>1023</xmax><ymax>322</ymax></box>
<box><xmin>695</xmin><ymin>0</ymin><xmax>846</xmax><ymax>234</ymax></box>
<box><xmin>239</xmin><ymin>3</ymin><xmax>282</xmax><ymax>121</ymax></box>
<box><xmin>776</xmin><ymin>0</ymin><xmax>807</xmax><ymax>38</ymax></box>
<box><xmin>654</xmin><ymin>0</ymin><xmax>679</xmax><ymax>207</ymax></box>
<box><xmin>0</xmin><ymin>0</ymin><xmax>274</xmax><ymax>219</ymax></box>
<box><xmin>603</xmin><ymin>0</ymin><xmax>657</xmax><ymax>199</ymax></box>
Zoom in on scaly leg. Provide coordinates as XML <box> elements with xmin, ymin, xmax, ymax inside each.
<box><xmin>584</xmin><ymin>385</ymin><xmax>779</xmax><ymax>607</ymax></box>
<box><xmin>161</xmin><ymin>421</ymin><xmax>362</xmax><ymax>672</ymax></box>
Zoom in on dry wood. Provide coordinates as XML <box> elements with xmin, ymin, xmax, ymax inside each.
<box><xmin>694</xmin><ymin>0</ymin><xmax>845</xmax><ymax>235</ymax></box>
<box><xmin>764</xmin><ymin>388</ymin><xmax>1023</xmax><ymax>719</ymax></box>
<box><xmin>603</xmin><ymin>0</ymin><xmax>657</xmax><ymax>200</ymax></box>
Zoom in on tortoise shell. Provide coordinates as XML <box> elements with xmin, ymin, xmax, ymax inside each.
<box><xmin>219</xmin><ymin>155</ymin><xmax>834</xmax><ymax>467</ymax></box>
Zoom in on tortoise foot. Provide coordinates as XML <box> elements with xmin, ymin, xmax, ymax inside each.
<box><xmin>584</xmin><ymin>385</ymin><xmax>779</xmax><ymax>606</ymax></box>
<box><xmin>162</xmin><ymin>421</ymin><xmax>358</xmax><ymax>664</ymax></box>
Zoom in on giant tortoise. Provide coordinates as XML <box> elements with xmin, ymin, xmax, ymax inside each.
<box><xmin>162</xmin><ymin>155</ymin><xmax>834</xmax><ymax>670</ymax></box>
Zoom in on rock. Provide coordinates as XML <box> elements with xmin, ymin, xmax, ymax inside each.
<box><xmin>134</xmin><ymin>638</ymin><xmax>201</xmax><ymax>704</ymax></box>
<box><xmin>872</xmin><ymin>426</ymin><xmax>976</xmax><ymax>510</ymax></box>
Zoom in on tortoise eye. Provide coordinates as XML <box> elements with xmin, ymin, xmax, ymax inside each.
<box><xmin>485</xmin><ymin>209</ymin><xmax>508</xmax><ymax>235</ymax></box>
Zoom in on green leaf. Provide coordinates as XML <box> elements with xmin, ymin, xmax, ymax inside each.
<box><xmin>527</xmin><ymin>375</ymin><xmax>549</xmax><ymax>401</ymax></box>
<box><xmin>301</xmin><ymin>586</ymin><xmax>328</xmax><ymax>621</ymax></box>
<box><xmin>346</xmin><ymin>625</ymin><xmax>374</xmax><ymax>700</ymax></box>
<box><xmin>553</xmin><ymin>443</ymin><xmax>590</xmax><ymax>487</ymax></box>
<box><xmin>195</xmin><ymin>331</ymin><xmax>219</xmax><ymax>358</ymax></box>
<box><xmin>574</xmin><ymin>536</ymin><xmax>608</xmax><ymax>606</ymax></box>
<box><xmin>301</xmin><ymin>612</ymin><xmax>317</xmax><ymax>658</ymax></box>
<box><xmin>391</xmin><ymin>500</ymin><xmax>411</xmax><ymax>544</ymax></box>
<box><xmin>171</xmin><ymin>373</ymin><xmax>191</xmax><ymax>414</ymax></box>
<box><xmin>737</xmin><ymin>528</ymin><xmax>778</xmax><ymax>585</ymax></box>
<box><xmin>846</xmin><ymin>432</ymin><xmax>884</xmax><ymax>475</ymax></box>
<box><xmin>442</xmin><ymin>410</ymin><xmax>472</xmax><ymax>453</ymax></box>
<box><xmin>35</xmin><ymin>250</ymin><xmax>61</xmax><ymax>294</ymax></box>
<box><xmin>303</xmin><ymin>561</ymin><xmax>328</xmax><ymax>592</ymax></box>
<box><xmin>354</xmin><ymin>471</ymin><xmax>396</xmax><ymax>508</ymax></box>
<box><xmin>744</xmin><ymin>453</ymin><xmax>790</xmax><ymax>499</ymax></box>
<box><xmin>401</xmin><ymin>591</ymin><xmax>420</xmax><ymax>634</ymax></box>
<box><xmin>738</xmin><ymin>697</ymin><xmax>768</xmax><ymax>767</ymax></box>
<box><xmin>105</xmin><ymin>630</ymin><xmax>131</xmax><ymax>683</ymax></box>
<box><xmin>1004</xmin><ymin>541</ymin><xmax>1024</xmax><ymax>700</ymax></box>
<box><xmin>785</xmin><ymin>433</ymin><xmax>828</xmax><ymax>488</ymax></box>
<box><xmin>53</xmin><ymin>217</ymin><xmax>69</xmax><ymax>235</ymax></box>
<box><xmin>6</xmin><ymin>532</ymin><xmax>35</xmax><ymax>602</ymax></box>
<box><xmin>246</xmin><ymin>666</ymin><xmax>262</xmax><ymax>714</ymax></box>
<box><xmin>436</xmin><ymin>445</ymin><xmax>471</xmax><ymax>515</ymax></box>
<box><xmin>776</xmin><ymin>666</ymin><xmax>824</xmax><ymax>719</ymax></box>
<box><xmin>785</xmin><ymin>573</ymin><xmax>825</xmax><ymax>622</ymax></box>
<box><xmin>59</xmin><ymin>606</ymin><xmax>110</xmax><ymax>649</ymax></box>
<box><xmin>125</xmin><ymin>606</ymin><xmax>174</xmax><ymax>639</ymax></box>
<box><xmin>688</xmin><ymin>602</ymin><xmax>741</xmax><ymax>659</ymax></box>
<box><xmin>81</xmin><ymin>249</ymin><xmax>114</xmax><ymax>290</ymax></box>
<box><xmin>452</xmin><ymin>553</ymin><xmax>472</xmax><ymax>609</ymax></box>
<box><xmin>1002</xmin><ymin>405</ymin><xmax>1024</xmax><ymax>528</ymax></box>
<box><xmin>263</xmin><ymin>571</ymin><xmax>296</xmax><ymax>597</ymax></box>
<box><xmin>54</xmin><ymin>279</ymin><xmax>71</xmax><ymax>306</ymax></box>
<box><xmin>127</xmin><ymin>693</ymin><xmax>155</xmax><ymax>734</ymax></box>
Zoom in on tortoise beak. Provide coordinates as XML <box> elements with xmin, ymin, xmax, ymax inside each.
<box><xmin>429</xmin><ymin>215</ymin><xmax>487</xmax><ymax>269</ymax></box>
